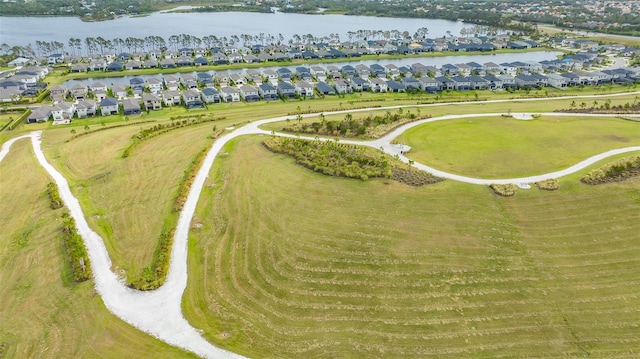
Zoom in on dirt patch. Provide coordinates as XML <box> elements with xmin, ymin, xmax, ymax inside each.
<box><xmin>603</xmin><ymin>135</ymin><xmax>629</xmax><ymax>143</ymax></box>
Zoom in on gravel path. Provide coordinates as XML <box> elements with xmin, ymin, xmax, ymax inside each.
<box><xmin>1</xmin><ymin>91</ymin><xmax>638</xmax><ymax>358</ymax></box>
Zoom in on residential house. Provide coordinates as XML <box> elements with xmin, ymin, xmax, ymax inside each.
<box><xmin>220</xmin><ymin>86</ymin><xmax>240</xmax><ymax>102</ymax></box>
<box><xmin>27</xmin><ymin>105</ymin><xmax>53</xmax><ymax>123</ymax></box>
<box><xmin>89</xmin><ymin>59</ymin><xmax>107</xmax><ymax>71</ymax></box>
<box><xmin>142</xmin><ymin>93</ymin><xmax>162</xmax><ymax>110</ymax></box>
<box><xmin>239</xmin><ymin>85</ymin><xmax>259</xmax><ymax>102</ymax></box>
<box><xmin>164</xmin><ymin>75</ymin><xmax>180</xmax><ymax>91</ymax></box>
<box><xmin>334</xmin><ymin>79</ymin><xmax>351</xmax><ymax>94</ymax></box>
<box><xmin>230</xmin><ymin>74</ymin><xmax>245</xmax><ymax>86</ymax></box>
<box><xmin>418</xmin><ymin>76</ymin><xmax>440</xmax><ymax>92</ymax></box>
<box><xmin>196</xmin><ymin>72</ymin><xmax>214</xmax><ymax>86</ymax></box>
<box><xmin>295</xmin><ymin>81</ymin><xmax>314</xmax><ymax>98</ymax></box>
<box><xmin>258</xmin><ymin>83</ymin><xmax>278</xmax><ymax>101</ymax></box>
<box><xmin>71</xmin><ymin>83</ymin><xmax>88</xmax><ymax>101</ymax></box>
<box><xmin>350</xmin><ymin>77</ymin><xmax>369</xmax><ymax>92</ymax></box>
<box><xmin>160</xmin><ymin>59</ymin><xmax>176</xmax><ymax>68</ymax></box>
<box><xmin>194</xmin><ymin>57</ymin><xmax>209</xmax><ymax>66</ymax></box>
<box><xmin>125</xmin><ymin>60</ymin><xmax>142</xmax><ymax>70</ymax></box>
<box><xmin>122</xmin><ymin>98</ymin><xmax>141</xmax><ymax>115</ymax></box>
<box><xmin>214</xmin><ymin>73</ymin><xmax>230</xmax><ymax>87</ymax></box>
<box><xmin>310</xmin><ymin>66</ymin><xmax>327</xmax><ymax>81</ymax></box>
<box><xmin>162</xmin><ymin>90</ymin><xmax>182</xmax><ymax>106</ymax></box>
<box><xmin>545</xmin><ymin>73</ymin><xmax>568</xmax><ymax>88</ymax></box>
<box><xmin>368</xmin><ymin>78</ymin><xmax>388</xmax><ymax>93</ymax></box>
<box><xmin>100</xmin><ymin>97</ymin><xmax>119</xmax><ymax>116</ymax></box>
<box><xmin>111</xmin><ymin>84</ymin><xmax>128</xmax><ymax>99</ymax></box>
<box><xmin>497</xmin><ymin>75</ymin><xmax>516</xmax><ymax>88</ymax></box>
<box><xmin>143</xmin><ymin>59</ymin><xmax>159</xmax><ymax>68</ymax></box>
<box><xmin>146</xmin><ymin>78</ymin><xmax>164</xmax><ymax>94</ymax></box>
<box><xmin>182</xmin><ymin>89</ymin><xmax>203</xmax><ymax>108</ymax></box>
<box><xmin>277</xmin><ymin>81</ymin><xmax>296</xmax><ymax>98</ymax></box>
<box><xmin>401</xmin><ymin>77</ymin><xmax>421</xmax><ymax>90</ymax></box>
<box><xmin>315</xmin><ymin>81</ymin><xmax>336</xmax><ymax>95</ymax></box>
<box><xmin>467</xmin><ymin>75</ymin><xmax>489</xmax><ymax>90</ymax></box>
<box><xmin>201</xmin><ymin>87</ymin><xmax>220</xmax><ymax>104</ymax></box>
<box><xmin>51</xmin><ymin>102</ymin><xmax>76</xmax><ymax>124</ymax></box>
<box><xmin>435</xmin><ymin>76</ymin><xmax>455</xmax><ymax>91</ymax></box>
<box><xmin>386</xmin><ymin>80</ymin><xmax>406</xmax><ymax>93</ymax></box>
<box><xmin>177</xmin><ymin>56</ymin><xmax>193</xmax><ymax>67</ymax></box>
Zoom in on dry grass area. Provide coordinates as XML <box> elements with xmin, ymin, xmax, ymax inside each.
<box><xmin>184</xmin><ymin>136</ymin><xmax>640</xmax><ymax>358</ymax></box>
<box><xmin>0</xmin><ymin>139</ymin><xmax>195</xmax><ymax>359</ymax></box>
<box><xmin>41</xmin><ymin>122</ymin><xmax>226</xmax><ymax>282</ymax></box>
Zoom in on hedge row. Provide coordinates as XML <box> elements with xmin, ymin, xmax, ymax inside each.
<box><xmin>173</xmin><ymin>131</ymin><xmax>222</xmax><ymax>212</ymax></box>
<box><xmin>122</xmin><ymin>115</ymin><xmax>225</xmax><ymax>158</ymax></box>
<box><xmin>535</xmin><ymin>178</ymin><xmax>559</xmax><ymax>191</ymax></box>
<box><xmin>66</xmin><ymin>119</ymin><xmax>157</xmax><ymax>142</ymax></box>
<box><xmin>46</xmin><ymin>182</ymin><xmax>64</xmax><ymax>209</ymax></box>
<box><xmin>130</xmin><ymin>229</ymin><xmax>174</xmax><ymax>291</ymax></box>
<box><xmin>60</xmin><ymin>212</ymin><xmax>92</xmax><ymax>282</ymax></box>
<box><xmin>283</xmin><ymin>109</ymin><xmax>428</xmax><ymax>139</ymax></box>
<box><xmin>490</xmin><ymin>183</ymin><xmax>517</xmax><ymax>197</ymax></box>
<box><xmin>581</xmin><ymin>156</ymin><xmax>640</xmax><ymax>185</ymax></box>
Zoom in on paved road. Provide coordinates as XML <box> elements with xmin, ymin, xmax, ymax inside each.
<box><xmin>1</xmin><ymin>91</ymin><xmax>639</xmax><ymax>359</ymax></box>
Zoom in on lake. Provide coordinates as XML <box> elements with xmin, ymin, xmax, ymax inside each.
<box><xmin>1</xmin><ymin>11</ymin><xmax>473</xmax><ymax>47</ymax></box>
<box><xmin>61</xmin><ymin>51</ymin><xmax>562</xmax><ymax>88</ymax></box>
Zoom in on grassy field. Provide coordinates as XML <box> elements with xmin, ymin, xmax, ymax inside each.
<box><xmin>183</xmin><ymin>136</ymin><xmax>640</xmax><ymax>358</ymax></box>
<box><xmin>396</xmin><ymin>115</ymin><xmax>640</xmax><ymax>178</ymax></box>
<box><xmin>3</xmin><ymin>93</ymin><xmax>640</xmax><ymax>358</ymax></box>
<box><xmin>41</xmin><ymin>119</ymin><xmax>234</xmax><ymax>283</ymax></box>
<box><xmin>0</xmin><ymin>139</ymin><xmax>195</xmax><ymax>359</ymax></box>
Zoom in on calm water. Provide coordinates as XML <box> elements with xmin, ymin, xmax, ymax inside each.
<box><xmin>1</xmin><ymin>11</ymin><xmax>472</xmax><ymax>47</ymax></box>
<box><xmin>61</xmin><ymin>51</ymin><xmax>562</xmax><ymax>88</ymax></box>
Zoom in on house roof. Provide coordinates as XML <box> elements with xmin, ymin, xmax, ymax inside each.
<box><xmin>100</xmin><ymin>97</ymin><xmax>118</xmax><ymax>107</ymax></box>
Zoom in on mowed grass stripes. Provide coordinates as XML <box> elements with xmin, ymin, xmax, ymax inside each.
<box><xmin>184</xmin><ymin>136</ymin><xmax>640</xmax><ymax>358</ymax></box>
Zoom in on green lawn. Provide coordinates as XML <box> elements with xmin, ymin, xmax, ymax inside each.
<box><xmin>396</xmin><ymin>115</ymin><xmax>640</xmax><ymax>178</ymax></box>
<box><xmin>183</xmin><ymin>136</ymin><xmax>640</xmax><ymax>358</ymax></box>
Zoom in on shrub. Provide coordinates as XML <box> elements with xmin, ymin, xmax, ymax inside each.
<box><xmin>490</xmin><ymin>183</ymin><xmax>517</xmax><ymax>197</ymax></box>
<box><xmin>46</xmin><ymin>182</ymin><xmax>64</xmax><ymax>209</ymax></box>
<box><xmin>534</xmin><ymin>178</ymin><xmax>559</xmax><ymax>191</ymax></box>
<box><xmin>581</xmin><ymin>156</ymin><xmax>640</xmax><ymax>185</ymax></box>
<box><xmin>60</xmin><ymin>212</ymin><xmax>92</xmax><ymax>282</ymax></box>
<box><xmin>130</xmin><ymin>229</ymin><xmax>174</xmax><ymax>291</ymax></box>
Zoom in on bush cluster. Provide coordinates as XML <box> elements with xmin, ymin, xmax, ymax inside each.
<box><xmin>122</xmin><ymin>115</ymin><xmax>226</xmax><ymax>158</ymax></box>
<box><xmin>264</xmin><ymin>137</ymin><xmax>392</xmax><ymax>180</ymax></box>
<box><xmin>391</xmin><ymin>166</ymin><xmax>444</xmax><ymax>186</ymax></box>
<box><xmin>60</xmin><ymin>212</ymin><xmax>92</xmax><ymax>282</ymax></box>
<box><xmin>264</xmin><ymin>137</ymin><xmax>442</xmax><ymax>185</ymax></box>
<box><xmin>581</xmin><ymin>156</ymin><xmax>640</xmax><ymax>185</ymax></box>
<box><xmin>490</xmin><ymin>183</ymin><xmax>517</xmax><ymax>197</ymax></box>
<box><xmin>535</xmin><ymin>178</ymin><xmax>559</xmax><ymax>191</ymax></box>
<box><xmin>283</xmin><ymin>109</ymin><xmax>427</xmax><ymax>139</ymax></box>
<box><xmin>46</xmin><ymin>182</ymin><xmax>64</xmax><ymax>209</ymax></box>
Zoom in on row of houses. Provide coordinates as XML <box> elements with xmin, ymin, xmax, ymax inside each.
<box><xmin>29</xmin><ymin>64</ymin><xmax>639</xmax><ymax>124</ymax></box>
<box><xmin>54</xmin><ymin>36</ymin><xmax>541</xmax><ymax>70</ymax></box>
